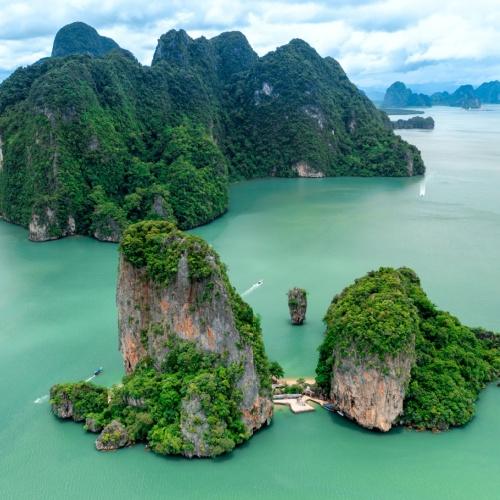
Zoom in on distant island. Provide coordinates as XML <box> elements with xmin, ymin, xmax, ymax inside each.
<box><xmin>383</xmin><ymin>81</ymin><xmax>500</xmax><ymax>109</ymax></box>
<box><xmin>391</xmin><ymin>116</ymin><xmax>435</xmax><ymax>130</ymax></box>
<box><xmin>0</xmin><ymin>22</ymin><xmax>424</xmax><ymax>243</ymax></box>
<box><xmin>381</xmin><ymin>108</ymin><xmax>425</xmax><ymax>115</ymax></box>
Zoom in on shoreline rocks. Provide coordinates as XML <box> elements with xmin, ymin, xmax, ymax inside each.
<box><xmin>29</xmin><ymin>209</ymin><xmax>76</xmax><ymax>242</ymax></box>
<box><xmin>95</xmin><ymin>420</ymin><xmax>129</xmax><ymax>451</ymax></box>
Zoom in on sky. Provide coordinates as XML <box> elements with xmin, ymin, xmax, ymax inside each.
<box><xmin>1</xmin><ymin>0</ymin><xmax>500</xmax><ymax>93</ymax></box>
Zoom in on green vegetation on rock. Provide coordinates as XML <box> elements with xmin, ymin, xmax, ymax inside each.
<box><xmin>120</xmin><ymin>220</ymin><xmax>272</xmax><ymax>391</ymax></box>
<box><xmin>316</xmin><ymin>267</ymin><xmax>499</xmax><ymax>430</ymax></box>
<box><xmin>269</xmin><ymin>360</ymin><xmax>285</xmax><ymax>379</ymax></box>
<box><xmin>391</xmin><ymin>116</ymin><xmax>435</xmax><ymax>130</ymax></box>
<box><xmin>52</xmin><ymin>338</ymin><xmax>249</xmax><ymax>457</ymax></box>
<box><xmin>402</xmin><ymin>297</ymin><xmax>500</xmax><ymax>430</ymax></box>
<box><xmin>52</xmin><ymin>221</ymin><xmax>273</xmax><ymax>457</ymax></box>
<box><xmin>120</xmin><ymin>220</ymin><xmax>215</xmax><ymax>284</ymax></box>
<box><xmin>0</xmin><ymin>22</ymin><xmax>424</xmax><ymax>241</ymax></box>
<box><xmin>50</xmin><ymin>382</ymin><xmax>108</xmax><ymax>421</ymax></box>
<box><xmin>52</xmin><ymin>22</ymin><xmax>122</xmax><ymax>58</ymax></box>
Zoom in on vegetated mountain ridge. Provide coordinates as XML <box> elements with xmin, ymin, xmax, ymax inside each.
<box><xmin>0</xmin><ymin>22</ymin><xmax>424</xmax><ymax>242</ymax></box>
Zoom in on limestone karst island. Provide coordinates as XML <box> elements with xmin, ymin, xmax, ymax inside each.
<box><xmin>1</xmin><ymin>4</ymin><xmax>499</xmax><ymax>500</ymax></box>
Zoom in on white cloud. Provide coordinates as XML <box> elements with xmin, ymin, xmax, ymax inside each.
<box><xmin>0</xmin><ymin>0</ymin><xmax>499</xmax><ymax>89</ymax></box>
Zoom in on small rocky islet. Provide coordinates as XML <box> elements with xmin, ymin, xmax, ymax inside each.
<box><xmin>287</xmin><ymin>288</ymin><xmax>307</xmax><ymax>325</ymax></box>
<box><xmin>51</xmin><ymin>222</ymin><xmax>500</xmax><ymax>457</ymax></box>
<box><xmin>391</xmin><ymin>116</ymin><xmax>435</xmax><ymax>130</ymax></box>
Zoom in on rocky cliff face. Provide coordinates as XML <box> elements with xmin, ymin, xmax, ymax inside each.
<box><xmin>117</xmin><ymin>222</ymin><xmax>272</xmax><ymax>438</ymax></box>
<box><xmin>330</xmin><ymin>349</ymin><xmax>414</xmax><ymax>431</ymax></box>
<box><xmin>50</xmin><ymin>221</ymin><xmax>273</xmax><ymax>458</ymax></box>
<box><xmin>316</xmin><ymin>267</ymin><xmax>499</xmax><ymax>432</ymax></box>
<box><xmin>92</xmin><ymin>217</ymin><xmax>122</xmax><ymax>243</ymax></box>
<box><xmin>95</xmin><ymin>420</ymin><xmax>129</xmax><ymax>451</ymax></box>
<box><xmin>316</xmin><ymin>268</ymin><xmax>419</xmax><ymax>432</ymax></box>
<box><xmin>292</xmin><ymin>162</ymin><xmax>325</xmax><ymax>178</ymax></box>
<box><xmin>29</xmin><ymin>209</ymin><xmax>76</xmax><ymax>242</ymax></box>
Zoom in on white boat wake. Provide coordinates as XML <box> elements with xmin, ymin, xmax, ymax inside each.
<box><xmin>241</xmin><ymin>280</ymin><xmax>264</xmax><ymax>297</ymax></box>
<box><xmin>419</xmin><ymin>179</ymin><xmax>426</xmax><ymax>197</ymax></box>
<box><xmin>34</xmin><ymin>371</ymin><xmax>100</xmax><ymax>404</ymax></box>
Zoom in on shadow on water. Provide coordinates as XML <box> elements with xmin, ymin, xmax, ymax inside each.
<box><xmin>223</xmin><ymin>176</ymin><xmax>424</xmax><ymax>218</ymax></box>
<box><xmin>320</xmin><ymin>407</ymin><xmax>408</xmax><ymax>438</ymax></box>
<box><xmin>212</xmin><ymin>417</ymin><xmax>276</xmax><ymax>463</ymax></box>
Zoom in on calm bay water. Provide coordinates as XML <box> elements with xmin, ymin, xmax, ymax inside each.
<box><xmin>1</xmin><ymin>106</ymin><xmax>499</xmax><ymax>499</ymax></box>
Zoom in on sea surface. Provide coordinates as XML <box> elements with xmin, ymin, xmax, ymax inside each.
<box><xmin>1</xmin><ymin>106</ymin><xmax>499</xmax><ymax>499</ymax></box>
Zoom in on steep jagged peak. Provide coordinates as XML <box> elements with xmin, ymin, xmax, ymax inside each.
<box><xmin>51</xmin><ymin>22</ymin><xmax>121</xmax><ymax>58</ymax></box>
<box><xmin>269</xmin><ymin>37</ymin><xmax>322</xmax><ymax>62</ymax></box>
<box><xmin>153</xmin><ymin>29</ymin><xmax>257</xmax><ymax>79</ymax></box>
<box><xmin>475</xmin><ymin>80</ymin><xmax>500</xmax><ymax>103</ymax></box>
<box><xmin>152</xmin><ymin>29</ymin><xmax>193</xmax><ymax>66</ymax></box>
<box><xmin>445</xmin><ymin>84</ymin><xmax>481</xmax><ymax>109</ymax></box>
<box><xmin>210</xmin><ymin>31</ymin><xmax>258</xmax><ymax>78</ymax></box>
<box><xmin>324</xmin><ymin>56</ymin><xmax>348</xmax><ymax>77</ymax></box>
<box><xmin>152</xmin><ymin>29</ymin><xmax>219</xmax><ymax>85</ymax></box>
<box><xmin>383</xmin><ymin>81</ymin><xmax>431</xmax><ymax>108</ymax></box>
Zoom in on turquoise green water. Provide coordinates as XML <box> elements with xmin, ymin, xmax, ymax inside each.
<box><xmin>1</xmin><ymin>106</ymin><xmax>499</xmax><ymax>499</ymax></box>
